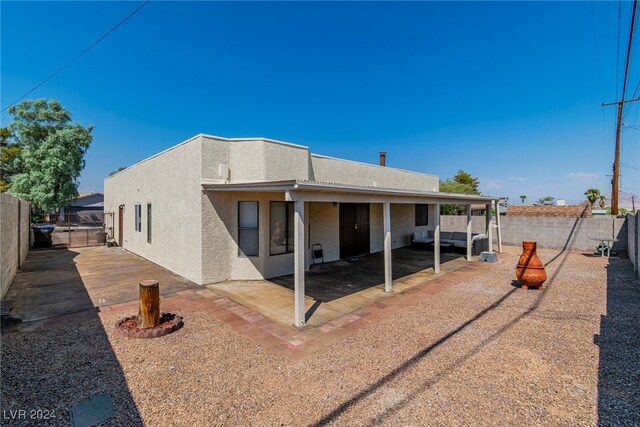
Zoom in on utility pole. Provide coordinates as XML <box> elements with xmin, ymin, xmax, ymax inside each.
<box><xmin>613</xmin><ymin>100</ymin><xmax>623</xmax><ymax>215</ymax></box>
<box><xmin>603</xmin><ymin>0</ymin><xmax>638</xmax><ymax>215</ymax></box>
<box><xmin>603</xmin><ymin>98</ymin><xmax>640</xmax><ymax>211</ymax></box>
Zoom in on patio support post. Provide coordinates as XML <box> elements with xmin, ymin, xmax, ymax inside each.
<box><xmin>466</xmin><ymin>204</ymin><xmax>473</xmax><ymax>261</ymax></box>
<box><xmin>434</xmin><ymin>203</ymin><xmax>441</xmax><ymax>273</ymax></box>
<box><xmin>486</xmin><ymin>203</ymin><xmax>493</xmax><ymax>252</ymax></box>
<box><xmin>495</xmin><ymin>200</ymin><xmax>503</xmax><ymax>253</ymax></box>
<box><xmin>294</xmin><ymin>200</ymin><xmax>305</xmax><ymax>327</ymax></box>
<box><xmin>383</xmin><ymin>202</ymin><xmax>392</xmax><ymax>292</ymax></box>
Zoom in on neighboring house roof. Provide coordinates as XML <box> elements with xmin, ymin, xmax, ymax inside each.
<box><xmin>68</xmin><ymin>192</ymin><xmax>104</xmax><ymax>208</ymax></box>
<box><xmin>506</xmin><ymin>204</ymin><xmax>591</xmax><ymax>218</ymax></box>
<box><xmin>77</xmin><ymin>192</ymin><xmax>103</xmax><ymax>199</ymax></box>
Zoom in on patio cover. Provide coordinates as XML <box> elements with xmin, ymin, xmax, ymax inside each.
<box><xmin>202</xmin><ymin>180</ymin><xmax>502</xmax><ymax>326</ymax></box>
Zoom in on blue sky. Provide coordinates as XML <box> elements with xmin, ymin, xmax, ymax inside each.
<box><xmin>2</xmin><ymin>1</ymin><xmax>639</xmax><ymax>204</ymax></box>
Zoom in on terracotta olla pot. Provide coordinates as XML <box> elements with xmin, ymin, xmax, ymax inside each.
<box><xmin>515</xmin><ymin>241</ymin><xmax>547</xmax><ymax>289</ymax></box>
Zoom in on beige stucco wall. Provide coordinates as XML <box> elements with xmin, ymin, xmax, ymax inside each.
<box><xmin>202</xmin><ymin>138</ymin><xmax>311</xmax><ymax>183</ymax></box>
<box><xmin>200</xmin><ymin>135</ymin><xmax>232</xmax><ymax>181</ymax></box>
<box><xmin>104</xmin><ymin>136</ymin><xmax>204</xmax><ymax>284</ymax></box>
<box><xmin>202</xmin><ymin>196</ymin><xmax>442</xmax><ymax>283</ymax></box>
<box><xmin>106</xmin><ymin>134</ymin><xmax>445</xmax><ymax>285</ymax></box>
<box><xmin>370</xmin><ymin>203</ymin><xmax>435</xmax><ymax>253</ymax></box>
<box><xmin>199</xmin><ymin>135</ymin><xmax>439</xmax><ymax>192</ymax></box>
<box><xmin>202</xmin><ymin>191</ymin><xmax>302</xmax><ymax>283</ymax></box>
<box><xmin>310</xmin><ymin>155</ymin><xmax>439</xmax><ymax>191</ymax></box>
<box><xmin>200</xmin><ymin>197</ymin><xmax>439</xmax><ymax>283</ymax></box>
<box><xmin>391</xmin><ymin>204</ymin><xmax>419</xmax><ymax>248</ymax></box>
<box><xmin>309</xmin><ymin>202</ymin><xmax>340</xmax><ymax>264</ymax></box>
<box><xmin>1</xmin><ymin>193</ymin><xmax>30</xmax><ymax>298</ymax></box>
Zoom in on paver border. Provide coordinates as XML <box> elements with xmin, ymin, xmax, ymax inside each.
<box><xmin>3</xmin><ymin>258</ymin><xmax>497</xmax><ymax>361</ymax></box>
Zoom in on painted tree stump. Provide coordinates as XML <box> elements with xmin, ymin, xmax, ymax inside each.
<box><xmin>138</xmin><ymin>280</ymin><xmax>160</xmax><ymax>328</ymax></box>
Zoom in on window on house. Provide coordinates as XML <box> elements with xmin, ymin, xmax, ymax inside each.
<box><xmin>147</xmin><ymin>203</ymin><xmax>152</xmax><ymax>243</ymax></box>
<box><xmin>238</xmin><ymin>201</ymin><xmax>259</xmax><ymax>257</ymax></box>
<box><xmin>270</xmin><ymin>202</ymin><xmax>294</xmax><ymax>255</ymax></box>
<box><xmin>415</xmin><ymin>204</ymin><xmax>429</xmax><ymax>226</ymax></box>
<box><xmin>135</xmin><ymin>204</ymin><xmax>142</xmax><ymax>232</ymax></box>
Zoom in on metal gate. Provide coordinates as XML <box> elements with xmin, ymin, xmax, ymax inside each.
<box><xmin>44</xmin><ymin>211</ymin><xmax>114</xmax><ymax>248</ymax></box>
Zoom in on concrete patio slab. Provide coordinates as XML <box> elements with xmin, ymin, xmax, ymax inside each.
<box><xmin>3</xmin><ymin>246</ymin><xmax>199</xmax><ymax>322</ymax></box>
<box><xmin>208</xmin><ymin>248</ymin><xmax>474</xmax><ymax>327</ymax></box>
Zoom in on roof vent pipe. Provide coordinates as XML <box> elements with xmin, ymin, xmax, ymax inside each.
<box><xmin>379</xmin><ymin>152</ymin><xmax>386</xmax><ymax>167</ymax></box>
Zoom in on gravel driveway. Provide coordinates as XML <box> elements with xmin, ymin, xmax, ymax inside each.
<box><xmin>2</xmin><ymin>246</ymin><xmax>638</xmax><ymax>426</ymax></box>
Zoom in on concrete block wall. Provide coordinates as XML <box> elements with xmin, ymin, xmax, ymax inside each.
<box><xmin>441</xmin><ymin>215</ymin><xmax>628</xmax><ymax>252</ymax></box>
<box><xmin>440</xmin><ymin>215</ymin><xmax>487</xmax><ymax>235</ymax></box>
<box><xmin>1</xmin><ymin>193</ymin><xmax>30</xmax><ymax>298</ymax></box>
<box><xmin>628</xmin><ymin>212</ymin><xmax>639</xmax><ymax>277</ymax></box>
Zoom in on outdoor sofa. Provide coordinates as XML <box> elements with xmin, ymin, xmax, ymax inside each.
<box><xmin>412</xmin><ymin>230</ymin><xmax>487</xmax><ymax>255</ymax></box>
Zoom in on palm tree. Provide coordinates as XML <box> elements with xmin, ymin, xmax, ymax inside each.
<box><xmin>599</xmin><ymin>195</ymin><xmax>606</xmax><ymax>208</ymax></box>
<box><xmin>584</xmin><ymin>188</ymin><xmax>601</xmax><ymax>208</ymax></box>
<box><xmin>519</xmin><ymin>195</ymin><xmax>527</xmax><ymax>204</ymax></box>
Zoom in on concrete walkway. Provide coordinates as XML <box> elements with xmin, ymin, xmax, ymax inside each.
<box><xmin>3</xmin><ymin>246</ymin><xmax>199</xmax><ymax>322</ymax></box>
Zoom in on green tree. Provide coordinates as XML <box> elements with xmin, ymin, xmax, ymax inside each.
<box><xmin>453</xmin><ymin>169</ymin><xmax>479</xmax><ymax>193</ymax></box>
<box><xmin>440</xmin><ymin>176</ymin><xmax>480</xmax><ymax>215</ymax></box>
<box><xmin>109</xmin><ymin>166</ymin><xmax>127</xmax><ymax>176</ymax></box>
<box><xmin>584</xmin><ymin>188</ymin><xmax>601</xmax><ymax>208</ymax></box>
<box><xmin>0</xmin><ymin>127</ymin><xmax>22</xmax><ymax>192</ymax></box>
<box><xmin>599</xmin><ymin>195</ymin><xmax>606</xmax><ymax>209</ymax></box>
<box><xmin>537</xmin><ymin>196</ymin><xmax>554</xmax><ymax>205</ymax></box>
<box><xmin>7</xmin><ymin>99</ymin><xmax>93</xmax><ymax>210</ymax></box>
<box><xmin>519</xmin><ymin>195</ymin><xmax>527</xmax><ymax>204</ymax></box>
<box><xmin>606</xmin><ymin>207</ymin><xmax>627</xmax><ymax>215</ymax></box>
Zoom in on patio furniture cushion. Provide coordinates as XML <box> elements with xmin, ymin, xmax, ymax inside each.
<box><xmin>452</xmin><ymin>232</ymin><xmax>467</xmax><ymax>241</ymax></box>
<box><xmin>440</xmin><ymin>231</ymin><xmax>454</xmax><ymax>241</ymax></box>
<box><xmin>412</xmin><ymin>230</ymin><xmax>434</xmax><ymax>244</ymax></box>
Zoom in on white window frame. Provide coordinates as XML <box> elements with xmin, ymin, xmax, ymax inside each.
<box><xmin>238</xmin><ymin>201</ymin><xmax>259</xmax><ymax>257</ymax></box>
<box><xmin>146</xmin><ymin>203</ymin><xmax>152</xmax><ymax>243</ymax></box>
<box><xmin>134</xmin><ymin>204</ymin><xmax>142</xmax><ymax>232</ymax></box>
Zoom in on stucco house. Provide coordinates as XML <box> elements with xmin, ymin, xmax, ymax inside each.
<box><xmin>105</xmin><ymin>134</ymin><xmax>500</xmax><ymax>326</ymax></box>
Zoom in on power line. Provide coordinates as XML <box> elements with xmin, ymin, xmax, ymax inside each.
<box><xmin>617</xmin><ymin>0</ymin><xmax>622</xmax><ymax>100</ymax></box>
<box><xmin>1</xmin><ymin>0</ymin><xmax>150</xmax><ymax>113</ymax></box>
<box><xmin>623</xmin><ymin>79</ymin><xmax>640</xmax><ymax>118</ymax></box>
<box><xmin>621</xmin><ymin>2</ymin><xmax>637</xmax><ymax>104</ymax></box>
<box><xmin>611</xmin><ymin>0</ymin><xmax>638</xmax><ymax>215</ymax></box>
<box><xmin>619</xmin><ymin>2</ymin><xmax>640</xmax><ymax>194</ymax></box>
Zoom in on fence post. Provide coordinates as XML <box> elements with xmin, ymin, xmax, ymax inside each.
<box><xmin>633</xmin><ymin>211</ymin><xmax>640</xmax><ymax>277</ymax></box>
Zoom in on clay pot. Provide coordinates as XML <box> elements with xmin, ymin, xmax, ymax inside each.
<box><xmin>515</xmin><ymin>241</ymin><xmax>547</xmax><ymax>289</ymax></box>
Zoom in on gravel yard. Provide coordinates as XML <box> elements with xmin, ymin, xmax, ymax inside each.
<box><xmin>2</xmin><ymin>246</ymin><xmax>638</xmax><ymax>426</ymax></box>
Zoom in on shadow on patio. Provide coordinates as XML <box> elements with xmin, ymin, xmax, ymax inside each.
<box><xmin>271</xmin><ymin>247</ymin><xmax>465</xmax><ymax>302</ymax></box>
<box><xmin>1</xmin><ymin>248</ymin><xmax>143</xmax><ymax>425</ymax></box>
<box><xmin>4</xmin><ymin>246</ymin><xmax>198</xmax><ymax>322</ymax></box>
<box><xmin>209</xmin><ymin>247</ymin><xmax>469</xmax><ymax>327</ymax></box>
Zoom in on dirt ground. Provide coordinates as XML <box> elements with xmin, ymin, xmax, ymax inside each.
<box><xmin>2</xmin><ymin>246</ymin><xmax>638</xmax><ymax>426</ymax></box>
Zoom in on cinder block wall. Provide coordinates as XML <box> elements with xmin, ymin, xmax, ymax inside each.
<box><xmin>1</xmin><ymin>193</ymin><xmax>30</xmax><ymax>298</ymax></box>
<box><xmin>628</xmin><ymin>212</ymin><xmax>639</xmax><ymax>277</ymax></box>
<box><xmin>440</xmin><ymin>215</ymin><xmax>628</xmax><ymax>252</ymax></box>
